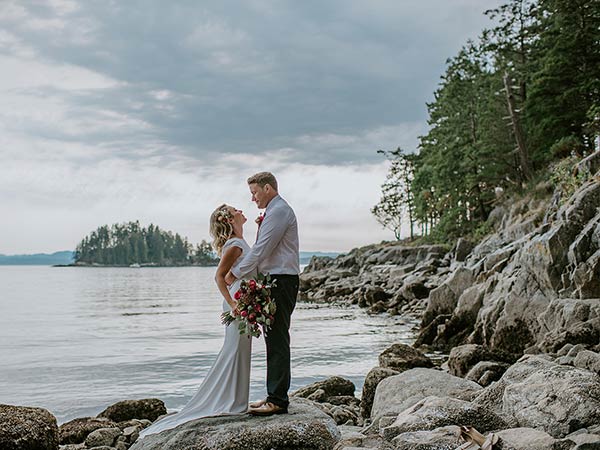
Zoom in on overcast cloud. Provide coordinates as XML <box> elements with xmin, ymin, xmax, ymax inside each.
<box><xmin>0</xmin><ymin>0</ymin><xmax>501</xmax><ymax>254</ymax></box>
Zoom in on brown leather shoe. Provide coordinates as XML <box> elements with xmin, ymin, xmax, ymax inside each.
<box><xmin>248</xmin><ymin>401</ymin><xmax>288</xmax><ymax>416</ymax></box>
<box><xmin>248</xmin><ymin>398</ymin><xmax>267</xmax><ymax>409</ymax></box>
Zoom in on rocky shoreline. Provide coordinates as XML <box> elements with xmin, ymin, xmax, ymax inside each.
<box><xmin>3</xmin><ymin>157</ymin><xmax>600</xmax><ymax>449</ymax></box>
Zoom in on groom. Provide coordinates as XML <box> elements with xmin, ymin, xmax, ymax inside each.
<box><xmin>225</xmin><ymin>171</ymin><xmax>300</xmax><ymax>415</ymax></box>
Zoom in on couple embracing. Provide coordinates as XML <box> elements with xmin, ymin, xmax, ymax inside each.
<box><xmin>139</xmin><ymin>171</ymin><xmax>300</xmax><ymax>439</ymax></box>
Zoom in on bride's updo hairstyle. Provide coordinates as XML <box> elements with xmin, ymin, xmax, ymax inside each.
<box><xmin>209</xmin><ymin>204</ymin><xmax>233</xmax><ymax>256</ymax></box>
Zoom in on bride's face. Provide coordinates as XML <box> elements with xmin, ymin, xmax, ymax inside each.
<box><xmin>227</xmin><ymin>206</ymin><xmax>247</xmax><ymax>226</ymax></box>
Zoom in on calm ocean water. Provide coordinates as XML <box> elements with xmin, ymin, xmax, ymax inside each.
<box><xmin>0</xmin><ymin>266</ymin><xmax>418</xmax><ymax>424</ymax></box>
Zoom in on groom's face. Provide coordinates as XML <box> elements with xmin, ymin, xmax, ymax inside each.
<box><xmin>249</xmin><ymin>183</ymin><xmax>268</xmax><ymax>209</ymax></box>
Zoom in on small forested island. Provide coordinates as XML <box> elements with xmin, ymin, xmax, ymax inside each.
<box><xmin>73</xmin><ymin>221</ymin><xmax>218</xmax><ymax>267</ymax></box>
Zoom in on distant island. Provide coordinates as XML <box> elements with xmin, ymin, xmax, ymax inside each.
<box><xmin>73</xmin><ymin>221</ymin><xmax>218</xmax><ymax>267</ymax></box>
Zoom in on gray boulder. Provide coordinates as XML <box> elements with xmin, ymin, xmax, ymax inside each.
<box><xmin>129</xmin><ymin>398</ymin><xmax>340</xmax><ymax>450</ymax></box>
<box><xmin>502</xmin><ymin>363</ymin><xmax>600</xmax><ymax>438</ymax></box>
<box><xmin>538</xmin><ymin>300</ymin><xmax>600</xmax><ymax>352</ymax></box>
<box><xmin>574</xmin><ymin>350</ymin><xmax>600</xmax><ymax>374</ymax></box>
<box><xmin>567</xmin><ymin>431</ymin><xmax>600</xmax><ymax>448</ymax></box>
<box><xmin>378</xmin><ymin>343</ymin><xmax>433</xmax><ymax>371</ymax></box>
<box><xmin>455</xmin><ymin>238</ymin><xmax>474</xmax><ymax>262</ymax></box>
<box><xmin>448</xmin><ymin>344</ymin><xmax>492</xmax><ymax>378</ymax></box>
<box><xmin>380</xmin><ymin>396</ymin><xmax>507</xmax><ymax>441</ymax></box>
<box><xmin>472</xmin><ymin>355</ymin><xmax>557</xmax><ymax>421</ymax></box>
<box><xmin>360</xmin><ymin>367</ymin><xmax>399</xmax><ymax>419</ymax></box>
<box><xmin>496</xmin><ymin>427</ymin><xmax>576</xmax><ymax>450</ymax></box>
<box><xmin>0</xmin><ymin>404</ymin><xmax>59</xmax><ymax>450</ymax></box>
<box><xmin>84</xmin><ymin>427</ymin><xmax>121</xmax><ymax>448</ymax></box>
<box><xmin>370</xmin><ymin>368</ymin><xmax>481</xmax><ymax>430</ymax></box>
<box><xmin>474</xmin><ymin>355</ymin><xmax>600</xmax><ymax>438</ymax></box>
<box><xmin>97</xmin><ymin>399</ymin><xmax>166</xmax><ymax>423</ymax></box>
<box><xmin>292</xmin><ymin>376</ymin><xmax>355</xmax><ymax>399</ymax></box>
<box><xmin>59</xmin><ymin>417</ymin><xmax>117</xmax><ymax>445</ymax></box>
<box><xmin>422</xmin><ymin>268</ymin><xmax>475</xmax><ymax>328</ymax></box>
<box><xmin>392</xmin><ymin>425</ymin><xmax>462</xmax><ymax>449</ymax></box>
<box><xmin>465</xmin><ymin>361</ymin><xmax>510</xmax><ymax>387</ymax></box>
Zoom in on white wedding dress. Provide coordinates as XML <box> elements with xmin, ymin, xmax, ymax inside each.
<box><xmin>138</xmin><ymin>237</ymin><xmax>254</xmax><ymax>439</ymax></box>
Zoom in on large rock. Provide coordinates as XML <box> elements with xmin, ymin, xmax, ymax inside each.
<box><xmin>473</xmin><ymin>355</ymin><xmax>600</xmax><ymax>437</ymax></box>
<box><xmin>377</xmin><ymin>343</ymin><xmax>433</xmax><ymax>371</ymax></box>
<box><xmin>97</xmin><ymin>399</ymin><xmax>166</xmax><ymax>423</ymax></box>
<box><xmin>455</xmin><ymin>238</ymin><xmax>474</xmax><ymax>262</ymax></box>
<box><xmin>496</xmin><ymin>427</ymin><xmax>576</xmax><ymax>450</ymax></box>
<box><xmin>422</xmin><ymin>267</ymin><xmax>475</xmax><ymax>328</ymax></box>
<box><xmin>472</xmin><ymin>355</ymin><xmax>557</xmax><ymax>422</ymax></box>
<box><xmin>360</xmin><ymin>367</ymin><xmax>399</xmax><ymax>419</ymax></box>
<box><xmin>574</xmin><ymin>350</ymin><xmax>600</xmax><ymax>374</ymax></box>
<box><xmin>370</xmin><ymin>368</ymin><xmax>482</xmax><ymax>429</ymax></box>
<box><xmin>129</xmin><ymin>398</ymin><xmax>340</xmax><ymax>450</ymax></box>
<box><xmin>502</xmin><ymin>362</ymin><xmax>600</xmax><ymax>438</ymax></box>
<box><xmin>0</xmin><ymin>404</ymin><xmax>59</xmax><ymax>450</ymax></box>
<box><xmin>465</xmin><ymin>361</ymin><xmax>510</xmax><ymax>386</ymax></box>
<box><xmin>447</xmin><ymin>344</ymin><xmax>492</xmax><ymax>378</ymax></box>
<box><xmin>84</xmin><ymin>427</ymin><xmax>121</xmax><ymax>448</ymax></box>
<box><xmin>380</xmin><ymin>396</ymin><xmax>507</xmax><ymax>441</ymax></box>
<box><xmin>292</xmin><ymin>376</ymin><xmax>355</xmax><ymax>399</ymax></box>
<box><xmin>567</xmin><ymin>432</ymin><xmax>600</xmax><ymax>448</ymax></box>
<box><xmin>538</xmin><ymin>300</ymin><xmax>600</xmax><ymax>352</ymax></box>
<box><xmin>59</xmin><ymin>417</ymin><xmax>117</xmax><ymax>445</ymax></box>
<box><xmin>392</xmin><ymin>425</ymin><xmax>463</xmax><ymax>449</ymax></box>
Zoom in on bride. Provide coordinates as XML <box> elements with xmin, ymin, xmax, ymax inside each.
<box><xmin>138</xmin><ymin>204</ymin><xmax>255</xmax><ymax>439</ymax></box>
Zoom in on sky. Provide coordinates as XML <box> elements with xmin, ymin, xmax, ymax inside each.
<box><xmin>0</xmin><ymin>0</ymin><xmax>502</xmax><ymax>254</ymax></box>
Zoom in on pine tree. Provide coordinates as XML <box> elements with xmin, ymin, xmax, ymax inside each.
<box><xmin>526</xmin><ymin>0</ymin><xmax>600</xmax><ymax>160</ymax></box>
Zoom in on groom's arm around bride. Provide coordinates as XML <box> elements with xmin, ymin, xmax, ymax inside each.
<box><xmin>225</xmin><ymin>171</ymin><xmax>300</xmax><ymax>415</ymax></box>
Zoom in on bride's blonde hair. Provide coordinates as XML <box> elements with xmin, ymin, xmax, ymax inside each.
<box><xmin>210</xmin><ymin>204</ymin><xmax>234</xmax><ymax>256</ymax></box>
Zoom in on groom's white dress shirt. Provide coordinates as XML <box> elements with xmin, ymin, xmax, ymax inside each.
<box><xmin>231</xmin><ymin>194</ymin><xmax>300</xmax><ymax>278</ymax></box>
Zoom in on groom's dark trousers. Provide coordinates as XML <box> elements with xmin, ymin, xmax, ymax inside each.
<box><xmin>265</xmin><ymin>274</ymin><xmax>299</xmax><ymax>409</ymax></box>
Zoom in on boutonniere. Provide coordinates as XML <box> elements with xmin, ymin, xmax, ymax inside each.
<box><xmin>255</xmin><ymin>213</ymin><xmax>265</xmax><ymax>226</ymax></box>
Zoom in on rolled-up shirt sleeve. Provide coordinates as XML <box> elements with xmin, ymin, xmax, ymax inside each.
<box><xmin>230</xmin><ymin>205</ymin><xmax>289</xmax><ymax>278</ymax></box>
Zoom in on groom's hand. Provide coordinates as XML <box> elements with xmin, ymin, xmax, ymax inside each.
<box><xmin>225</xmin><ymin>271</ymin><xmax>236</xmax><ymax>285</ymax></box>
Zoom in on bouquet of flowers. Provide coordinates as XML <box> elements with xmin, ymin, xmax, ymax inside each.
<box><xmin>221</xmin><ymin>273</ymin><xmax>277</xmax><ymax>338</ymax></box>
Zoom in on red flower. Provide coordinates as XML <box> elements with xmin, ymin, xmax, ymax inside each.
<box><xmin>241</xmin><ymin>310</ymin><xmax>248</xmax><ymax>317</ymax></box>
<box><xmin>248</xmin><ymin>280</ymin><xmax>257</xmax><ymax>290</ymax></box>
<box><xmin>234</xmin><ymin>291</ymin><xmax>241</xmax><ymax>300</ymax></box>
<box><xmin>255</xmin><ymin>213</ymin><xmax>265</xmax><ymax>226</ymax></box>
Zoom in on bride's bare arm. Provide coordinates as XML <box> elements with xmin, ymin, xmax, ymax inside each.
<box><xmin>215</xmin><ymin>246</ymin><xmax>242</xmax><ymax>309</ymax></box>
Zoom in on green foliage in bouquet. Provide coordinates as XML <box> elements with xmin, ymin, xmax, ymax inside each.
<box><xmin>221</xmin><ymin>273</ymin><xmax>277</xmax><ymax>338</ymax></box>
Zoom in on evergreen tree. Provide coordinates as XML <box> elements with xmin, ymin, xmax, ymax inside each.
<box><xmin>74</xmin><ymin>221</ymin><xmax>217</xmax><ymax>266</ymax></box>
<box><xmin>372</xmin><ymin>148</ymin><xmax>417</xmax><ymax>239</ymax></box>
<box><xmin>525</xmin><ymin>0</ymin><xmax>600</xmax><ymax>160</ymax></box>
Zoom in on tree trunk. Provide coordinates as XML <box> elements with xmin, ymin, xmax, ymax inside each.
<box><xmin>504</xmin><ymin>71</ymin><xmax>532</xmax><ymax>181</ymax></box>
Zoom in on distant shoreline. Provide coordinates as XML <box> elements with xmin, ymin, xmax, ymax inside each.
<box><xmin>53</xmin><ymin>262</ymin><xmax>219</xmax><ymax>268</ymax></box>
<box><xmin>1</xmin><ymin>251</ymin><xmax>341</xmax><ymax>267</ymax></box>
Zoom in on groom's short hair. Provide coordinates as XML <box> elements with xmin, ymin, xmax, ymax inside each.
<box><xmin>247</xmin><ymin>172</ymin><xmax>278</xmax><ymax>191</ymax></box>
